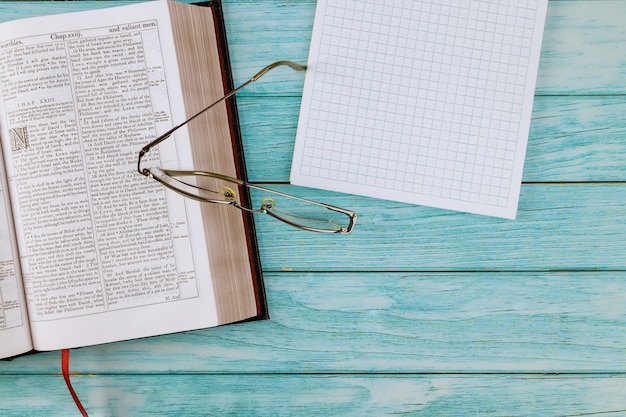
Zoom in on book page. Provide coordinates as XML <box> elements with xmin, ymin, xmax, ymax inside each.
<box><xmin>292</xmin><ymin>0</ymin><xmax>548</xmax><ymax>219</ymax></box>
<box><xmin>0</xmin><ymin>1</ymin><xmax>221</xmax><ymax>350</ymax></box>
<box><xmin>0</xmin><ymin>145</ymin><xmax>32</xmax><ymax>359</ymax></box>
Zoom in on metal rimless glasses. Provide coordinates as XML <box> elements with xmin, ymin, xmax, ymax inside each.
<box><xmin>137</xmin><ymin>61</ymin><xmax>357</xmax><ymax>234</ymax></box>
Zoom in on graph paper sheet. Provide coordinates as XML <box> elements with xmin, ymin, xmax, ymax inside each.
<box><xmin>291</xmin><ymin>0</ymin><xmax>548</xmax><ymax>219</ymax></box>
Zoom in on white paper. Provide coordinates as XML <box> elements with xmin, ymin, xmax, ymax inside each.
<box><xmin>292</xmin><ymin>0</ymin><xmax>548</xmax><ymax>219</ymax></box>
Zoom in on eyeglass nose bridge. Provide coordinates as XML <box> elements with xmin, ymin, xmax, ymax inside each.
<box><xmin>220</xmin><ymin>185</ymin><xmax>237</xmax><ymax>201</ymax></box>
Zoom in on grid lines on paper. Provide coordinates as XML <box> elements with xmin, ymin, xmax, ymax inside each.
<box><xmin>299</xmin><ymin>0</ymin><xmax>539</xmax><ymax>208</ymax></box>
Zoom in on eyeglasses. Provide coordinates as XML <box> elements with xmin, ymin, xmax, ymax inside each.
<box><xmin>137</xmin><ymin>61</ymin><xmax>357</xmax><ymax>234</ymax></box>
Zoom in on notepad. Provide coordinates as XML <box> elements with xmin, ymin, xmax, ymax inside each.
<box><xmin>291</xmin><ymin>0</ymin><xmax>548</xmax><ymax>219</ymax></box>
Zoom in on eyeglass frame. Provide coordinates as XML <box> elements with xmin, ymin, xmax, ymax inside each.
<box><xmin>137</xmin><ymin>60</ymin><xmax>357</xmax><ymax>234</ymax></box>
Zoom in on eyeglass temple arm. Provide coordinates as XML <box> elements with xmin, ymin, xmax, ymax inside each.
<box><xmin>138</xmin><ymin>60</ymin><xmax>307</xmax><ymax>176</ymax></box>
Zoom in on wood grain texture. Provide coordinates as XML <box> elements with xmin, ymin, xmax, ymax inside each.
<box><xmin>1</xmin><ymin>1</ymin><xmax>625</xmax><ymax>416</ymax></box>
<box><xmin>1</xmin><ymin>375</ymin><xmax>626</xmax><ymax>417</ymax></box>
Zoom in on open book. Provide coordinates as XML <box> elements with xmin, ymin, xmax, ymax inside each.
<box><xmin>0</xmin><ymin>0</ymin><xmax>266</xmax><ymax>360</ymax></box>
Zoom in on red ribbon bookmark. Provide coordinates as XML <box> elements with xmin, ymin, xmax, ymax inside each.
<box><xmin>61</xmin><ymin>349</ymin><xmax>89</xmax><ymax>417</ymax></box>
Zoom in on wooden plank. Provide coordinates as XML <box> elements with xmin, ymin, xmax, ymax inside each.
<box><xmin>1</xmin><ymin>374</ymin><xmax>626</xmax><ymax>417</ymax></box>
<box><xmin>237</xmin><ymin>96</ymin><xmax>626</xmax><ymax>182</ymax></box>
<box><xmin>3</xmin><ymin>272</ymin><xmax>625</xmax><ymax>374</ymax></box>
<box><xmin>246</xmin><ymin>183</ymin><xmax>626</xmax><ymax>271</ymax></box>
<box><xmin>526</xmin><ymin>96</ymin><xmax>626</xmax><ymax>182</ymax></box>
<box><xmin>537</xmin><ymin>0</ymin><xmax>626</xmax><ymax>94</ymax></box>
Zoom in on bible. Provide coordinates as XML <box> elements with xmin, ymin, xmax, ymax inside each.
<box><xmin>0</xmin><ymin>0</ymin><xmax>266</xmax><ymax>360</ymax></box>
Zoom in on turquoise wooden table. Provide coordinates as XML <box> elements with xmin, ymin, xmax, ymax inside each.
<box><xmin>1</xmin><ymin>0</ymin><xmax>626</xmax><ymax>416</ymax></box>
